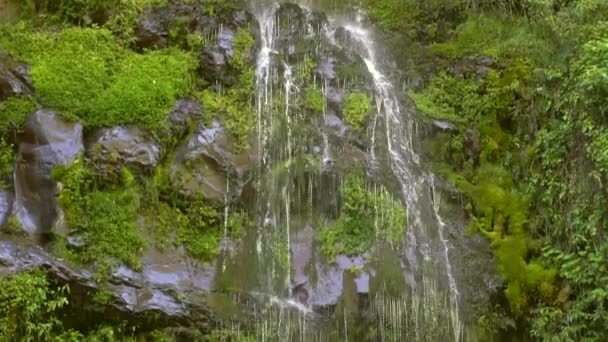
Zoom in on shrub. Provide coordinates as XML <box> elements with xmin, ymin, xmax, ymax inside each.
<box><xmin>0</xmin><ymin>271</ymin><xmax>69</xmax><ymax>341</ymax></box>
<box><xmin>319</xmin><ymin>175</ymin><xmax>407</xmax><ymax>260</ymax></box>
<box><xmin>343</xmin><ymin>92</ymin><xmax>371</xmax><ymax>132</ymax></box>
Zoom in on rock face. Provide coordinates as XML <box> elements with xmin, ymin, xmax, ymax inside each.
<box><xmin>166</xmin><ymin>98</ymin><xmax>203</xmax><ymax>137</ymax></box>
<box><xmin>13</xmin><ymin>110</ymin><xmax>83</xmax><ymax>235</ymax></box>
<box><xmin>170</xmin><ymin>121</ymin><xmax>256</xmax><ymax>206</ymax></box>
<box><xmin>86</xmin><ymin>126</ymin><xmax>161</xmax><ymax>176</ymax></box>
<box><xmin>0</xmin><ymin>238</ymin><xmax>215</xmax><ymax>329</ymax></box>
<box><xmin>135</xmin><ymin>1</ymin><xmax>255</xmax><ymax>86</ymax></box>
<box><xmin>0</xmin><ymin>49</ymin><xmax>33</xmax><ymax>101</ymax></box>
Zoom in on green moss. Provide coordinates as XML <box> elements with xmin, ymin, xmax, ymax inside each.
<box><xmin>319</xmin><ymin>174</ymin><xmax>407</xmax><ymax>260</ymax></box>
<box><xmin>431</xmin><ymin>15</ymin><xmax>553</xmax><ymax>63</ymax></box>
<box><xmin>344</xmin><ymin>92</ymin><xmax>371</xmax><ymax>132</ymax></box>
<box><xmin>0</xmin><ymin>96</ymin><xmax>36</xmax><ymax>134</ymax></box>
<box><xmin>54</xmin><ymin>159</ymin><xmax>146</xmax><ymax>270</ymax></box>
<box><xmin>0</xmin><ymin>25</ymin><xmax>196</xmax><ymax>130</ymax></box>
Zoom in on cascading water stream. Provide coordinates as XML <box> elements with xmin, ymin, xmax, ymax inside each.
<box><xmin>337</xmin><ymin>20</ymin><xmax>464</xmax><ymax>341</ymax></box>
<box><xmin>231</xmin><ymin>2</ymin><xmax>470</xmax><ymax>340</ymax></box>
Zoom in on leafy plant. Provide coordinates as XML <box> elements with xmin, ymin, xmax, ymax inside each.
<box><xmin>343</xmin><ymin>92</ymin><xmax>371</xmax><ymax>132</ymax></box>
<box><xmin>319</xmin><ymin>174</ymin><xmax>407</xmax><ymax>260</ymax></box>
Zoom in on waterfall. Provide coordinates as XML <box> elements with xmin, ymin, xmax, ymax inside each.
<box><xmin>213</xmin><ymin>2</ymin><xmax>470</xmax><ymax>340</ymax></box>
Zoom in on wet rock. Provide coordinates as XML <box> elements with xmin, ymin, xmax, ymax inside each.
<box><xmin>325</xmin><ymin>87</ymin><xmax>345</xmax><ymax>112</ymax></box>
<box><xmin>274</xmin><ymin>4</ymin><xmax>328</xmax><ymax>64</ymax></box>
<box><xmin>0</xmin><ymin>238</ymin><xmax>214</xmax><ymax>328</ymax></box>
<box><xmin>86</xmin><ymin>126</ymin><xmax>160</xmax><ymax>176</ymax></box>
<box><xmin>0</xmin><ymin>49</ymin><xmax>33</xmax><ymax>101</ymax></box>
<box><xmin>432</xmin><ymin>119</ymin><xmax>457</xmax><ymax>131</ymax></box>
<box><xmin>170</xmin><ymin>121</ymin><xmax>256</xmax><ymax>206</ymax></box>
<box><xmin>67</xmin><ymin>234</ymin><xmax>85</xmax><ymax>249</ymax></box>
<box><xmin>135</xmin><ymin>2</ymin><xmax>200</xmax><ymax>50</ymax></box>
<box><xmin>198</xmin><ymin>28</ymin><xmax>237</xmax><ymax>85</ymax></box>
<box><xmin>14</xmin><ymin>110</ymin><xmax>83</xmax><ymax>235</ymax></box>
<box><xmin>325</xmin><ymin>113</ymin><xmax>350</xmax><ymax>139</ymax></box>
<box><xmin>449</xmin><ymin>55</ymin><xmax>497</xmax><ymax>79</ymax></box>
<box><xmin>291</xmin><ymin>225</ymin><xmax>315</xmax><ymax>289</ymax></box>
<box><xmin>315</xmin><ymin>57</ymin><xmax>336</xmax><ymax>80</ymax></box>
<box><xmin>0</xmin><ymin>191</ymin><xmax>12</xmax><ymax>228</ymax></box>
<box><xmin>166</xmin><ymin>98</ymin><xmax>203</xmax><ymax>137</ymax></box>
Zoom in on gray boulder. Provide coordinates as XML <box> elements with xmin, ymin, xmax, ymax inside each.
<box><xmin>167</xmin><ymin>98</ymin><xmax>203</xmax><ymax>137</ymax></box>
<box><xmin>13</xmin><ymin>110</ymin><xmax>83</xmax><ymax>235</ymax></box>
<box><xmin>86</xmin><ymin>126</ymin><xmax>161</xmax><ymax>176</ymax></box>
<box><xmin>170</xmin><ymin>121</ymin><xmax>256</xmax><ymax>206</ymax></box>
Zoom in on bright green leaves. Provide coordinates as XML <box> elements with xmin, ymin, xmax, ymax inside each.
<box><xmin>319</xmin><ymin>175</ymin><xmax>407</xmax><ymax>260</ymax></box>
<box><xmin>444</xmin><ymin>163</ymin><xmax>557</xmax><ymax>315</ymax></box>
<box><xmin>344</xmin><ymin>92</ymin><xmax>371</xmax><ymax>132</ymax></box>
<box><xmin>571</xmin><ymin>38</ymin><xmax>608</xmax><ymax>115</ymax></box>
<box><xmin>305</xmin><ymin>87</ymin><xmax>324</xmax><ymax>113</ymax></box>
<box><xmin>90</xmin><ymin>49</ymin><xmax>195</xmax><ymax>128</ymax></box>
<box><xmin>0</xmin><ymin>271</ymin><xmax>69</xmax><ymax>341</ymax></box>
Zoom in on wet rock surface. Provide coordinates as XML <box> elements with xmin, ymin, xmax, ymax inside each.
<box><xmin>167</xmin><ymin>98</ymin><xmax>203</xmax><ymax>137</ymax></box>
<box><xmin>170</xmin><ymin>121</ymin><xmax>256</xmax><ymax>206</ymax></box>
<box><xmin>0</xmin><ymin>49</ymin><xmax>33</xmax><ymax>101</ymax></box>
<box><xmin>0</xmin><ymin>238</ymin><xmax>215</xmax><ymax>328</ymax></box>
<box><xmin>86</xmin><ymin>126</ymin><xmax>161</xmax><ymax>176</ymax></box>
<box><xmin>14</xmin><ymin>110</ymin><xmax>83</xmax><ymax>235</ymax></box>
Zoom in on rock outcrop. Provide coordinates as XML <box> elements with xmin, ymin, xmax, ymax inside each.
<box><xmin>13</xmin><ymin>110</ymin><xmax>83</xmax><ymax>235</ymax></box>
<box><xmin>170</xmin><ymin>121</ymin><xmax>256</xmax><ymax>206</ymax></box>
<box><xmin>0</xmin><ymin>238</ymin><xmax>215</xmax><ymax>329</ymax></box>
<box><xmin>86</xmin><ymin>126</ymin><xmax>161</xmax><ymax>176</ymax></box>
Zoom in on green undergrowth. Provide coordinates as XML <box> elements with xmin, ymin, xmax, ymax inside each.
<box><xmin>199</xmin><ymin>29</ymin><xmax>255</xmax><ymax>151</ymax></box>
<box><xmin>53</xmin><ymin>159</ymin><xmax>146</xmax><ymax>271</ymax></box>
<box><xmin>319</xmin><ymin>174</ymin><xmax>407</xmax><ymax>261</ymax></box>
<box><xmin>384</xmin><ymin>0</ymin><xmax>608</xmax><ymax>338</ymax></box>
<box><xmin>141</xmin><ymin>166</ymin><xmax>244</xmax><ymax>263</ymax></box>
<box><xmin>440</xmin><ymin>164</ymin><xmax>557</xmax><ymax>315</ymax></box>
<box><xmin>0</xmin><ymin>24</ymin><xmax>196</xmax><ymax>130</ymax></box>
<box><xmin>0</xmin><ymin>270</ymin><xmax>69</xmax><ymax>341</ymax></box>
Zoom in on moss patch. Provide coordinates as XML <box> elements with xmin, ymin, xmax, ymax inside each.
<box><xmin>0</xmin><ymin>25</ymin><xmax>196</xmax><ymax>129</ymax></box>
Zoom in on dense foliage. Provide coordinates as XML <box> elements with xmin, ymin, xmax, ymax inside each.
<box><xmin>365</xmin><ymin>0</ymin><xmax>608</xmax><ymax>339</ymax></box>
